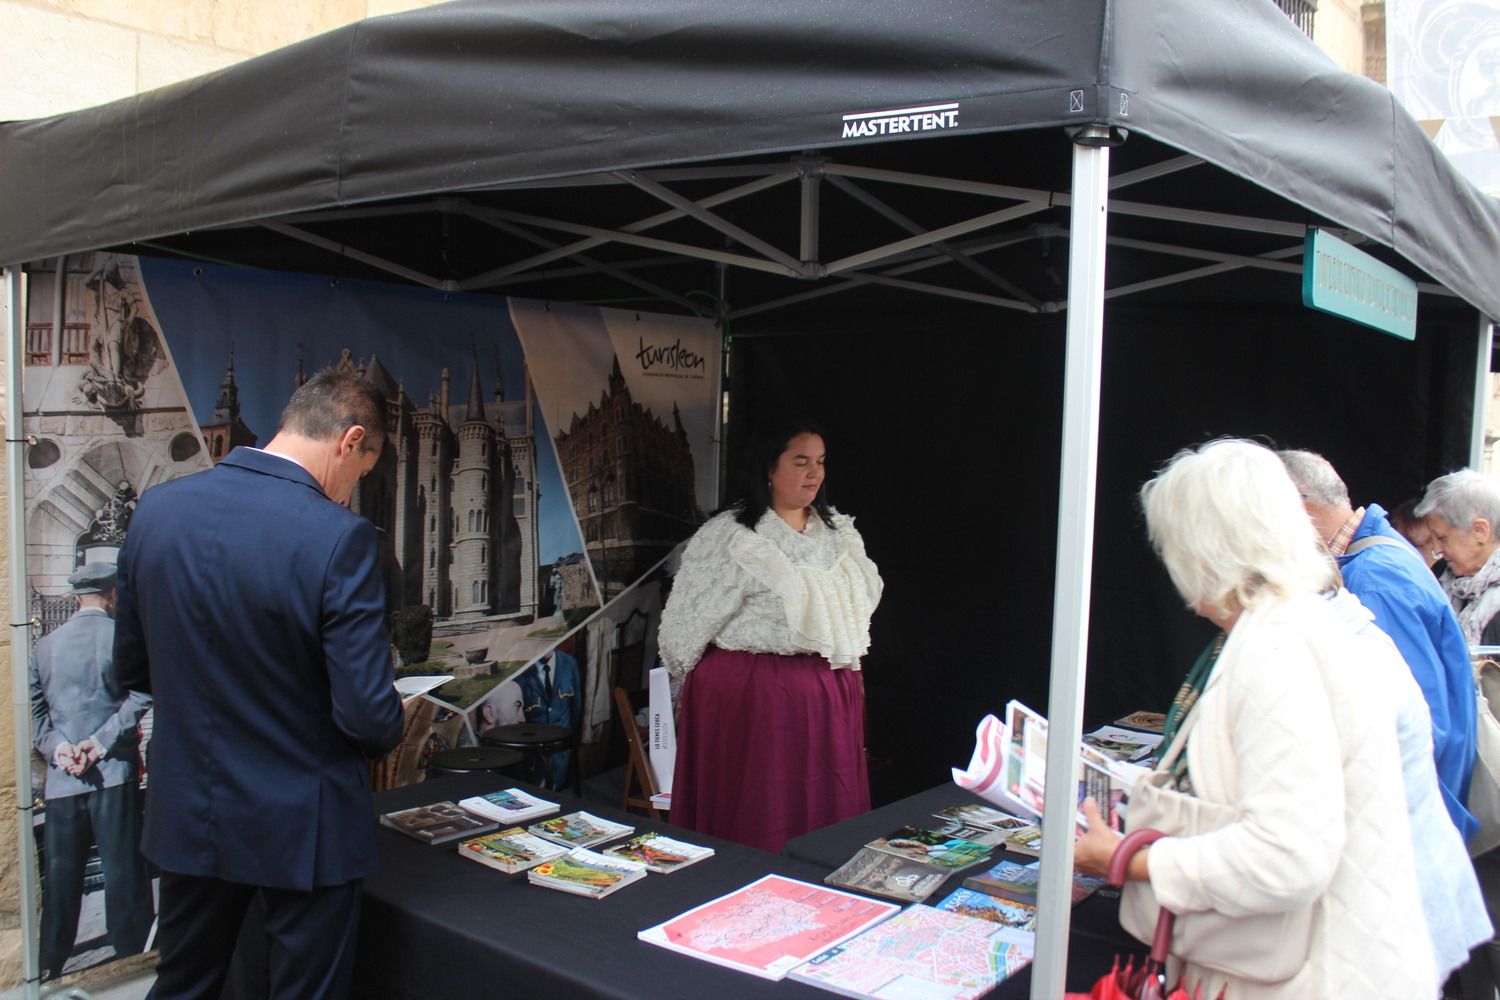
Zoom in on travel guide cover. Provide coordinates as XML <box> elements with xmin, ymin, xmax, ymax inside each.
<box><xmin>527</xmin><ymin>848</ymin><xmax>647</xmax><ymax>898</ymax></box>
<box><xmin>457</xmin><ymin>787</ymin><xmax>560</xmax><ymax>825</ymax></box>
<box><xmin>788</xmin><ymin>903</ymin><xmax>1035</xmax><ymax>999</ymax></box>
<box><xmin>457</xmin><ymin>827</ymin><xmax>567</xmax><ymax>874</ymax></box>
<box><xmin>825</xmin><ymin>847</ymin><xmax>951</xmax><ymax>904</ymax></box>
<box><xmin>379</xmin><ymin>801</ymin><xmax>499</xmax><ymax>845</ymax></box>
<box><xmin>528</xmin><ymin>811</ymin><xmax>634</xmax><ymax>849</ymax></box>
<box><xmin>962</xmin><ymin>859</ymin><xmax>1103</xmax><ymax>906</ymax></box>
<box><xmin>602</xmin><ymin>833</ymin><xmax>714</xmax><ymax>873</ymax></box>
<box><xmin>865</xmin><ymin>825</ymin><xmax>992</xmax><ymax>870</ymax></box>
<box><xmin>1082</xmin><ymin>725</ymin><xmax>1163</xmax><ymax>763</ymax></box>
<box><xmin>934</xmin><ymin>886</ymin><xmax>1039</xmax><ymax>930</ymax></box>
<box><xmin>637</xmin><ymin>874</ymin><xmax>900</xmax><ymax>981</ymax></box>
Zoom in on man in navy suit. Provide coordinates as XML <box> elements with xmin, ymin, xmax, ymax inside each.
<box><xmin>111</xmin><ymin>370</ymin><xmax>404</xmax><ymax>1000</ymax></box>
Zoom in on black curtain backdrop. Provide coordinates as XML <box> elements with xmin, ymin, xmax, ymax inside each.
<box><xmin>731</xmin><ymin>298</ymin><xmax>1478</xmax><ymax>803</ymax></box>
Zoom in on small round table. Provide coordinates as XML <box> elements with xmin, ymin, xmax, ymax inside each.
<box><xmin>424</xmin><ymin>746</ymin><xmax>524</xmax><ymax>781</ymax></box>
<box><xmin>478</xmin><ymin>723</ymin><xmax>579</xmax><ymax>796</ymax></box>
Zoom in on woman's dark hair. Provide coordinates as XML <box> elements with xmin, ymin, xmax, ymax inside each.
<box><xmin>733</xmin><ymin>418</ymin><xmax>835</xmax><ymax>529</ymax></box>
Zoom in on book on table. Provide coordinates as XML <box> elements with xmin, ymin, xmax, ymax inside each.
<box><xmin>379</xmin><ymin>801</ymin><xmax>500</xmax><ymax>845</ymax></box>
<box><xmin>1081</xmin><ymin>724</ymin><xmax>1163</xmax><ymax>764</ymax></box>
<box><xmin>961</xmin><ymin>858</ymin><xmax>1103</xmax><ymax>906</ymax></box>
<box><xmin>526</xmin><ymin>848</ymin><xmax>647</xmax><ymax>898</ymax></box>
<box><xmin>863</xmin><ymin>825</ymin><xmax>992</xmax><ymax>870</ymax></box>
<box><xmin>457</xmin><ymin>826</ymin><xmax>568</xmax><ymax>874</ymax></box>
<box><xmin>601</xmin><ymin>832</ymin><xmax>714</xmax><ymax>873</ymax></box>
<box><xmin>1112</xmin><ymin>709</ymin><xmax>1166</xmax><ymax>734</ymax></box>
<box><xmin>824</xmin><ymin>847</ymin><xmax>951</xmax><ymax>904</ymax></box>
<box><xmin>933</xmin><ymin>886</ymin><xmax>1039</xmax><ymax>931</ymax></box>
<box><xmin>637</xmin><ymin>873</ymin><xmax>900</xmax><ymax>981</ymax></box>
<box><xmin>527</xmin><ymin>811</ymin><xmax>634</xmax><ymax>849</ymax></box>
<box><xmin>456</xmin><ymin>787</ymin><xmax>560</xmax><ymax>825</ymax></box>
<box><xmin>787</xmin><ymin>903</ymin><xmax>1035</xmax><ymax>999</ymax></box>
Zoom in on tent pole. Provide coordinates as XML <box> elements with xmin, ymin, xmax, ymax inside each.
<box><xmin>1471</xmin><ymin>314</ymin><xmax>1494</xmax><ymax>471</ymax></box>
<box><xmin>1031</xmin><ymin>127</ymin><xmax>1111</xmax><ymax>1000</ymax></box>
<box><xmin>3</xmin><ymin>266</ymin><xmax>41</xmax><ymax>1000</ymax></box>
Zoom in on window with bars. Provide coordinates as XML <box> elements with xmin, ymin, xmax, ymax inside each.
<box><xmin>1274</xmin><ymin>0</ymin><xmax>1316</xmax><ymax>36</ymax></box>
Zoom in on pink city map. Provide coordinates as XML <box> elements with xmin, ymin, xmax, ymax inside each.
<box><xmin>637</xmin><ymin>874</ymin><xmax>900</xmax><ymax>980</ymax></box>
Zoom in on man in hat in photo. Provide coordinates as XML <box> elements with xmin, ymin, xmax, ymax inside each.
<box><xmin>29</xmin><ymin>561</ymin><xmax>153</xmax><ymax>980</ymax></box>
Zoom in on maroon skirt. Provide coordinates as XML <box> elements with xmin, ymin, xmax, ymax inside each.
<box><xmin>670</xmin><ymin>647</ymin><xmax>870</xmax><ymax>853</ymax></box>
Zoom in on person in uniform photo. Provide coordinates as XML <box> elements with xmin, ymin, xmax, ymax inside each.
<box><xmin>29</xmin><ymin>561</ymin><xmax>152</xmax><ymax>980</ymax></box>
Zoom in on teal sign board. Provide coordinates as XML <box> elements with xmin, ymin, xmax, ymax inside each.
<box><xmin>1302</xmin><ymin>228</ymin><xmax>1418</xmax><ymax>341</ymax></box>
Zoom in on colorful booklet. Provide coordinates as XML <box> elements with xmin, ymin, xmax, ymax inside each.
<box><xmin>788</xmin><ymin>903</ymin><xmax>1035</xmax><ymax>999</ymax></box>
<box><xmin>637</xmin><ymin>874</ymin><xmax>900</xmax><ymax>981</ymax></box>
<box><xmin>962</xmin><ymin>859</ymin><xmax>1103</xmax><ymax>906</ymax></box>
<box><xmin>824</xmin><ymin>847</ymin><xmax>951</xmax><ymax>904</ymax></box>
<box><xmin>527</xmin><ymin>811</ymin><xmax>634</xmax><ymax>849</ymax></box>
<box><xmin>457</xmin><ymin>787</ymin><xmax>560</xmax><ymax>825</ymax></box>
<box><xmin>457</xmin><ymin>826</ymin><xmax>568</xmax><ymax>874</ymax></box>
<box><xmin>1082</xmin><ymin>725</ymin><xmax>1163</xmax><ymax>763</ymax></box>
<box><xmin>934</xmin><ymin>886</ymin><xmax>1039</xmax><ymax>931</ymax></box>
<box><xmin>526</xmin><ymin>847</ymin><xmax>647</xmax><ymax>898</ymax></box>
<box><xmin>602</xmin><ymin>833</ymin><xmax>714</xmax><ymax>873</ymax></box>
<box><xmin>999</xmin><ymin>825</ymin><xmax>1043</xmax><ymax>858</ymax></box>
<box><xmin>379</xmin><ymin>801</ymin><xmax>499</xmax><ymax>845</ymax></box>
<box><xmin>932</xmin><ymin>802</ymin><xmax>1027</xmax><ymax>830</ymax></box>
<box><xmin>1113</xmin><ymin>709</ymin><xmax>1166</xmax><ymax>734</ymax></box>
<box><xmin>864</xmin><ymin>825</ymin><xmax>992</xmax><ymax>869</ymax></box>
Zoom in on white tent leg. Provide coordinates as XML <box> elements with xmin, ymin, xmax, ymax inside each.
<box><xmin>3</xmin><ymin>266</ymin><xmax>41</xmax><ymax>1000</ymax></box>
<box><xmin>1471</xmin><ymin>315</ymin><xmax>1494</xmax><ymax>471</ymax></box>
<box><xmin>1030</xmin><ymin>128</ymin><xmax>1111</xmax><ymax>1000</ymax></box>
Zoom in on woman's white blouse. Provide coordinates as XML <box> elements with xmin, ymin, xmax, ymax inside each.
<box><xmin>657</xmin><ymin>508</ymin><xmax>883</xmax><ymax>676</ymax></box>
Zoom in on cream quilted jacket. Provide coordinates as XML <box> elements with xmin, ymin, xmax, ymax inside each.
<box><xmin>1147</xmin><ymin>593</ymin><xmax>1436</xmax><ymax>1000</ymax></box>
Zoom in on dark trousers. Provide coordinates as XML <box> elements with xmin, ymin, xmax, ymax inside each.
<box><xmin>148</xmin><ymin>871</ymin><xmax>362</xmax><ymax>1000</ymax></box>
<box><xmin>40</xmin><ymin>781</ymin><xmax>152</xmax><ymax>979</ymax></box>
<box><xmin>1460</xmin><ymin>849</ymin><xmax>1500</xmax><ymax>999</ymax></box>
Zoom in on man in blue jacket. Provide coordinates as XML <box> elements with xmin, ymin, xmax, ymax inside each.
<box><xmin>1280</xmin><ymin>449</ymin><xmax>1478</xmax><ymax>840</ymax></box>
<box><xmin>111</xmin><ymin>370</ymin><xmax>404</xmax><ymax>1000</ymax></box>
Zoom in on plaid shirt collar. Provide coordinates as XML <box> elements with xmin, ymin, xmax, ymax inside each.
<box><xmin>1324</xmin><ymin>506</ymin><xmax>1365</xmax><ymax>557</ymax></box>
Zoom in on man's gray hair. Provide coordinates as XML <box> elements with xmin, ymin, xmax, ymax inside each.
<box><xmin>278</xmin><ymin>368</ymin><xmax>386</xmax><ymax>453</ymax></box>
<box><xmin>1414</xmin><ymin>469</ymin><xmax>1500</xmax><ymax>530</ymax></box>
<box><xmin>1276</xmin><ymin>449</ymin><xmax>1351</xmax><ymax>508</ymax></box>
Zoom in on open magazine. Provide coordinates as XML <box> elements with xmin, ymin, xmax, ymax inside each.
<box><xmin>952</xmin><ymin>701</ymin><xmax>1146</xmax><ymax>833</ymax></box>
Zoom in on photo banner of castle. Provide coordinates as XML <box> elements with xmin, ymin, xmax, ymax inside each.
<box><xmin>511</xmin><ymin>298</ymin><xmax>722</xmax><ymax>600</ymax></box>
<box><xmin>19</xmin><ymin>257</ymin><xmax>723</xmax><ymax>826</ymax></box>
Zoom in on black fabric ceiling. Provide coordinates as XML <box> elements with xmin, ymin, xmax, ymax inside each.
<box><xmin>1</xmin><ymin>0</ymin><xmax>1497</xmax><ymax>325</ymax></box>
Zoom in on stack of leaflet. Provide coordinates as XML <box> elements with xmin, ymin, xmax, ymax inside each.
<box><xmin>527</xmin><ymin>848</ymin><xmax>647</xmax><ymax>898</ymax></box>
<box><xmin>527</xmin><ymin>811</ymin><xmax>634</xmax><ymax>850</ymax></box>
<box><xmin>457</xmin><ymin>827</ymin><xmax>568</xmax><ymax>874</ymax></box>
<box><xmin>602</xmin><ymin>833</ymin><xmax>714</xmax><ymax>873</ymax></box>
<box><xmin>456</xmin><ymin>787</ymin><xmax>560</xmax><ymax>825</ymax></box>
<box><xmin>379</xmin><ymin>802</ymin><xmax>499</xmax><ymax>845</ymax></box>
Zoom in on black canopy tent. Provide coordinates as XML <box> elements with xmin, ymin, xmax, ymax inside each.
<box><xmin>3</xmin><ymin>0</ymin><xmax>1499</xmax><ymax>994</ymax></box>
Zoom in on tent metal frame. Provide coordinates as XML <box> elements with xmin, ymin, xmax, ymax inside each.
<box><xmin>214</xmin><ymin>151</ymin><xmax>1448</xmax><ymax>328</ymax></box>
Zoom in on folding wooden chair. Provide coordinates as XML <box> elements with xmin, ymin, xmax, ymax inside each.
<box><xmin>613</xmin><ymin>686</ymin><xmax>665</xmax><ymax>821</ymax></box>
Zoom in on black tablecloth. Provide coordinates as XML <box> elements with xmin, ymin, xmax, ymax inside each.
<box><xmin>350</xmin><ymin>775</ymin><xmax>848</xmax><ymax>999</ymax></box>
<box><xmin>782</xmin><ymin>782</ymin><xmax>1147</xmax><ymax>997</ymax></box>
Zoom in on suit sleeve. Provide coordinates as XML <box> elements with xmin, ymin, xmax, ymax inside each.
<box><xmin>108</xmin><ymin>523</ymin><xmax>151</xmax><ymax>698</ymax></box>
<box><xmin>322</xmin><ymin>517</ymin><xmax>405</xmax><ymax>758</ymax></box>
<box><xmin>29</xmin><ymin>649</ymin><xmax>60</xmax><ymax>760</ymax></box>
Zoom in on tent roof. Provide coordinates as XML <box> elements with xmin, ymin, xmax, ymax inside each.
<box><xmin>2</xmin><ymin>0</ymin><xmax>1497</xmax><ymax>323</ymax></box>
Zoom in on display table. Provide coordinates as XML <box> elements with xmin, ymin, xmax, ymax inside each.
<box><xmin>350</xmin><ymin>774</ymin><xmax>844</xmax><ymax>999</ymax></box>
<box><xmin>783</xmin><ymin>781</ymin><xmax>1145</xmax><ymax>995</ymax></box>
<box><xmin>342</xmin><ymin>776</ymin><xmax>1143</xmax><ymax>999</ymax></box>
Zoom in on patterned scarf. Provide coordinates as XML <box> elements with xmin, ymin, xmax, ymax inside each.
<box><xmin>1159</xmin><ymin>632</ymin><xmax>1227</xmax><ymax>790</ymax></box>
<box><xmin>1443</xmin><ymin>545</ymin><xmax>1500</xmax><ymax>644</ymax></box>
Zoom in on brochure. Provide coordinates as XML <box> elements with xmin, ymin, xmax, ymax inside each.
<box><xmin>602</xmin><ymin>833</ymin><xmax>714</xmax><ymax>873</ymax></box>
<box><xmin>824</xmin><ymin>847</ymin><xmax>951</xmax><ymax>904</ymax></box>
<box><xmin>788</xmin><ymin>904</ymin><xmax>1034</xmax><ymax>999</ymax></box>
<box><xmin>864</xmin><ymin>825</ymin><xmax>992</xmax><ymax>870</ymax></box>
<box><xmin>379</xmin><ymin>801</ymin><xmax>499</xmax><ymax>845</ymax></box>
<box><xmin>457</xmin><ymin>827</ymin><xmax>568</xmax><ymax>874</ymax></box>
<box><xmin>637</xmin><ymin>874</ymin><xmax>900</xmax><ymax>981</ymax></box>
<box><xmin>527</xmin><ymin>847</ymin><xmax>647</xmax><ymax>898</ymax></box>
<box><xmin>457</xmin><ymin>787</ymin><xmax>561</xmax><ymax>825</ymax></box>
<box><xmin>527</xmin><ymin>811</ymin><xmax>634</xmax><ymax>850</ymax></box>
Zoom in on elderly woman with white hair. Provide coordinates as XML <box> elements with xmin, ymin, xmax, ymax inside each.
<box><xmin>1075</xmin><ymin>439</ymin><xmax>1444</xmax><ymax>1000</ymax></box>
<box><xmin>1417</xmin><ymin>468</ymin><xmax>1500</xmax><ymax>645</ymax></box>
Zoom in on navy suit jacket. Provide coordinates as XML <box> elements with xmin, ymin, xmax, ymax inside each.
<box><xmin>111</xmin><ymin>447</ymin><xmax>404</xmax><ymax>891</ymax></box>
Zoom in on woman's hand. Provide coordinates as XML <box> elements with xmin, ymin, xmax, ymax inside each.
<box><xmin>1072</xmin><ymin>797</ymin><xmax>1123</xmax><ymax>878</ymax></box>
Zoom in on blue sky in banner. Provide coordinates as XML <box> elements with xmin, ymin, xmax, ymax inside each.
<box><xmin>138</xmin><ymin>257</ymin><xmax>582</xmax><ymax>565</ymax></box>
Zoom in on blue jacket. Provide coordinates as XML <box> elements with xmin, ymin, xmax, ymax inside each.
<box><xmin>110</xmin><ymin>448</ymin><xmax>404</xmax><ymax>890</ymax></box>
<box><xmin>1340</xmin><ymin>504</ymin><xmax>1478</xmax><ymax>841</ymax></box>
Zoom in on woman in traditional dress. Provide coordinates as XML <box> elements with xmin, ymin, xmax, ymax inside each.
<box><xmin>658</xmin><ymin>419</ymin><xmax>881</xmax><ymax>852</ymax></box>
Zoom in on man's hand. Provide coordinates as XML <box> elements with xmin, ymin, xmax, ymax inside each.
<box><xmin>75</xmin><ymin>737</ymin><xmax>103</xmax><ymax>771</ymax></box>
